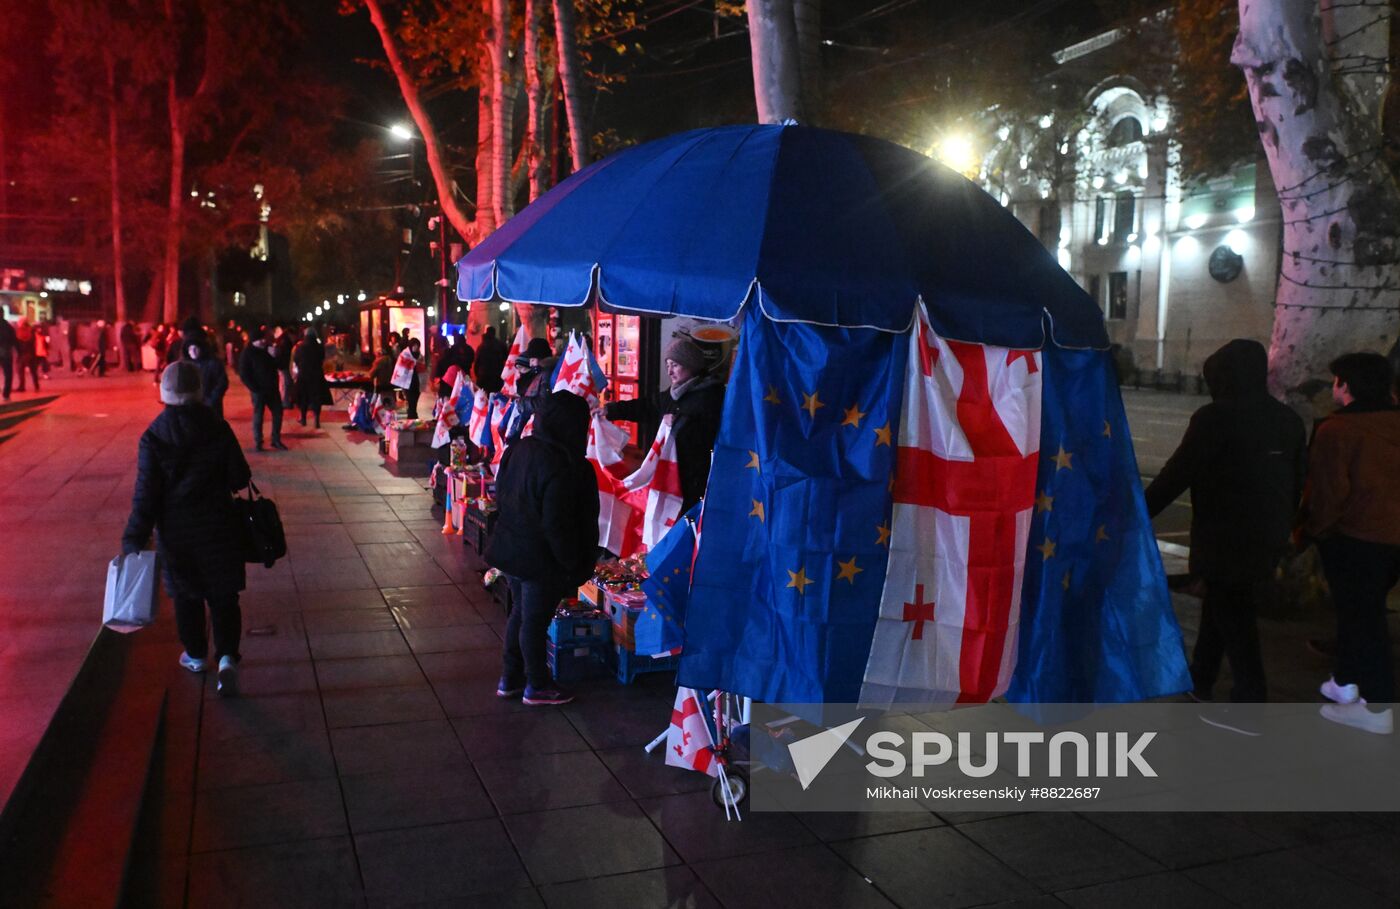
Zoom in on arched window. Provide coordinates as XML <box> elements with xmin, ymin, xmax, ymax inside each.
<box><xmin>1107</xmin><ymin>117</ymin><xmax>1144</xmax><ymax>147</ymax></box>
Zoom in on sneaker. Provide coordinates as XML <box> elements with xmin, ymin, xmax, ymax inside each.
<box><xmin>216</xmin><ymin>655</ymin><xmax>239</xmax><ymax>697</ymax></box>
<box><xmin>1320</xmin><ymin>677</ymin><xmax>1360</xmax><ymax>705</ymax></box>
<box><xmin>522</xmin><ymin>684</ymin><xmax>574</xmax><ymax>706</ymax></box>
<box><xmin>178</xmin><ymin>652</ymin><xmax>207</xmax><ymax>673</ymax></box>
<box><xmin>271</xmin><ymin>440</ymin><xmax>289</xmax><ymax>450</ymax></box>
<box><xmin>496</xmin><ymin>678</ymin><xmax>524</xmax><ymax>699</ymax></box>
<box><xmin>1320</xmin><ymin>702</ymin><xmax>1393</xmax><ymax>735</ymax></box>
<box><xmin>254</xmin><ymin>443</ymin><xmax>265</xmax><ymax>452</ymax></box>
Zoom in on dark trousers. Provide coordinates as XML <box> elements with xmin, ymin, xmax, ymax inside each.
<box><xmin>1191</xmin><ymin>580</ymin><xmax>1267</xmax><ymax>702</ymax></box>
<box><xmin>16</xmin><ymin>354</ymin><xmax>39</xmax><ymax>391</ymax></box>
<box><xmin>0</xmin><ymin>352</ymin><xmax>11</xmax><ymax>399</ymax></box>
<box><xmin>251</xmin><ymin>393</ymin><xmax>283</xmax><ymax>445</ymax></box>
<box><xmin>1319</xmin><ymin>534</ymin><xmax>1400</xmax><ymax>703</ymax></box>
<box><xmin>174</xmin><ymin>590</ymin><xmax>241</xmax><ymax>662</ymax></box>
<box><xmin>299</xmin><ymin>405</ymin><xmax>322</xmax><ymax>427</ymax></box>
<box><xmin>502</xmin><ymin>575</ymin><xmax>568</xmax><ymax>689</ymax></box>
<box><xmin>406</xmin><ymin>387</ymin><xmax>421</xmax><ymax>419</ymax></box>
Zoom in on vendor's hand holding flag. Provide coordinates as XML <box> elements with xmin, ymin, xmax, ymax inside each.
<box><xmin>499</xmin><ymin>325</ymin><xmax>529</xmax><ymax>396</ymax></box>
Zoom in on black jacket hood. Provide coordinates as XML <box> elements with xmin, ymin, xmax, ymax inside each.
<box><xmin>1203</xmin><ymin>338</ymin><xmax>1269</xmax><ymax>401</ymax></box>
<box><xmin>530</xmin><ymin>390</ymin><xmax>590</xmax><ymax>457</ymax></box>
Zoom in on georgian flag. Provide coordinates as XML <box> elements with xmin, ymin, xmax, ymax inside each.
<box><xmin>859</xmin><ymin>305</ymin><xmax>1041</xmax><ymax>708</ymax></box>
<box><xmin>467</xmin><ymin>388</ymin><xmax>492</xmax><ymax>445</ymax></box>
<box><xmin>590</xmin><ymin>414</ymin><xmax>635</xmax><ymax>556</ymax></box>
<box><xmin>665</xmin><ymin>688</ymin><xmax>719</xmax><ymax>777</ymax></box>
<box><xmin>553</xmin><ymin>332</ymin><xmax>610</xmax><ymax>406</ymax></box>
<box><xmin>431</xmin><ymin>371</ymin><xmax>473</xmax><ymax>449</ymax></box>
<box><xmin>498</xmin><ymin>325</ymin><xmax>529</xmax><ymax>396</ymax></box>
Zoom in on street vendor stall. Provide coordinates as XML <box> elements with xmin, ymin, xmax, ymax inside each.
<box><xmin>358</xmin><ymin>293</ymin><xmax>427</xmax><ymax>356</ymax></box>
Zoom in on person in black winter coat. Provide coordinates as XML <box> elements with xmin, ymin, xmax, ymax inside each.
<box><xmin>508</xmin><ymin>338</ymin><xmax>558</xmax><ymax>444</ymax></box>
<box><xmin>170</xmin><ymin>317</ymin><xmax>229</xmax><ymax>420</ymax></box>
<box><xmin>0</xmin><ymin>317</ymin><xmax>14</xmax><ymax>401</ymax></box>
<box><xmin>473</xmin><ymin>326</ymin><xmax>507</xmax><ymax>394</ymax></box>
<box><xmin>238</xmin><ymin>326</ymin><xmax>286</xmax><ymax>451</ymax></box>
<box><xmin>605</xmin><ymin>336</ymin><xmax>725</xmax><ymax>515</ymax></box>
<box><xmin>1144</xmin><ymin>339</ymin><xmax>1306</xmax><ymax>702</ymax></box>
<box><xmin>292</xmin><ymin>328</ymin><xmax>333</xmax><ymax>427</ymax></box>
<box><xmin>122</xmin><ymin>361</ymin><xmax>253</xmax><ymax>696</ymax></box>
<box><xmin>404</xmin><ymin>337</ymin><xmax>424</xmax><ymax>419</ymax></box>
<box><xmin>433</xmin><ymin>335</ymin><xmax>475</xmax><ymax>399</ymax></box>
<box><xmin>486</xmin><ymin>390</ymin><xmax>600</xmax><ymax>705</ymax></box>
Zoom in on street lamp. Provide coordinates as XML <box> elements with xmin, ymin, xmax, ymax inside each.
<box><xmin>389</xmin><ymin>122</ymin><xmax>414</xmax><ymax>141</ymax></box>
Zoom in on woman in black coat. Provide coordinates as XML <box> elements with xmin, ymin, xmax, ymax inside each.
<box><xmin>292</xmin><ymin>328</ymin><xmax>334</xmax><ymax>428</ymax></box>
<box><xmin>486</xmin><ymin>391</ymin><xmax>599</xmax><ymax>705</ymax></box>
<box><xmin>122</xmin><ymin>361</ymin><xmax>253</xmax><ymax>696</ymax></box>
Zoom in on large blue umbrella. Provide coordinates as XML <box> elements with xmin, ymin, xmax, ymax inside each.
<box><xmin>456</xmin><ymin>123</ymin><xmax>1106</xmax><ymax>349</ymax></box>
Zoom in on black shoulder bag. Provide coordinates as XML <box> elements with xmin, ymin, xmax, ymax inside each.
<box><xmin>235</xmin><ymin>480</ymin><xmax>287</xmax><ymax>568</ymax></box>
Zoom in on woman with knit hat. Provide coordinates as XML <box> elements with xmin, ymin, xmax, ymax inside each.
<box><xmin>604</xmin><ymin>334</ymin><xmax>725</xmax><ymax>514</ymax></box>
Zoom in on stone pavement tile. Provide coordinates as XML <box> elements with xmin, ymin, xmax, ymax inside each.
<box><xmin>1229</xmin><ymin>812</ymin><xmax>1382</xmax><ymax>848</ymax></box>
<box><xmin>239</xmin><ymin>614</ymin><xmax>312</xmax><ymax>664</ymax></box>
<box><xmin>302</xmin><ymin>607</ymin><xmax>399</xmax><ymax>635</ymax></box>
<box><xmin>302</xmin><ymin>588</ymin><xmax>387</xmax><ymax>610</ymax></box>
<box><xmin>832</xmin><ymin>827</ymin><xmax>1041</xmax><ymax>909</ymax></box>
<box><xmin>330</xmin><ymin>719</ymin><xmax>470</xmax><ymax>776</ymax></box>
<box><xmin>693</xmin><ymin>843</ymin><xmax>897</xmax><ymax>909</ymax></box>
<box><xmin>316</xmin><ymin>655</ymin><xmax>428</xmax><ymax>691</ymax></box>
<box><xmin>186</xmin><ymin>836</ymin><xmax>365</xmax><ymax>909</ymax></box>
<box><xmin>322</xmin><ymin>684</ymin><xmax>444</xmax><ymax>729</ymax></box>
<box><xmin>403</xmin><ymin>623</ymin><xmax>500</xmax><ymax>653</ymax></box>
<box><xmin>369</xmin><ymin>561</ymin><xmax>455</xmax><ymax>589</ymax></box>
<box><xmin>1056</xmin><ymin>871</ymin><xmax>1232</xmax><ymax>908</ymax></box>
<box><xmin>383</xmin><ymin>585</ymin><xmax>471</xmax><ymax>608</ymax></box>
<box><xmin>356</xmin><ymin>818</ymin><xmax>531</xmax><ymax>905</ymax></box>
<box><xmin>430</xmin><ymin>560</ymin><xmax>483</xmax><ymax>586</ymax></box>
<box><xmin>563</xmin><ymin>698</ymin><xmax>675</xmax><ymax>750</ymax></box>
<box><xmin>451</xmin><ymin>711</ymin><xmax>591</xmax><ymax>760</ymax></box>
<box><xmin>391</xmin><ymin>601</ymin><xmax>482</xmax><ymax>630</ymax></box>
<box><xmin>595</xmin><ymin>747</ymin><xmax>714</xmax><ymax>800</ymax></box>
<box><xmin>795</xmin><ymin>809</ymin><xmax>946</xmax><ymax>843</ymax></box>
<box><xmin>640</xmin><ymin>791</ymin><xmax>816</xmax><ymax>864</ymax></box>
<box><xmin>346</xmin><ymin>521</ymin><xmax>419</xmax><ymax>544</ymax></box>
<box><xmin>293</xmin><ymin>557</ymin><xmax>377</xmax><ymax>592</ymax></box>
<box><xmin>1184</xmin><ymin>849</ymin><xmax>1396</xmax><ymax>908</ymax></box>
<box><xmin>376</xmin><ymin>889</ymin><xmax>544</xmax><ymax>909</ymax></box>
<box><xmin>342</xmin><ymin>764</ymin><xmax>495</xmax><ymax>834</ymax></box>
<box><xmin>202</xmin><ymin>693</ymin><xmax>326</xmax><ymax>744</ymax></box>
<box><xmin>198</xmin><ymin>729</ymin><xmax>336</xmax><ymax>791</ymax></box>
<box><xmin>416</xmin><ymin>648</ymin><xmax>503</xmax><ymax>683</ymax></box>
<box><xmin>205</xmin><ymin>660</ymin><xmax>318</xmax><ymax>698</ymax></box>
<box><xmin>504</xmin><ymin>801</ymin><xmax>681</xmax><ymax>886</ymax></box>
<box><xmin>1083</xmin><ymin>812</ymin><xmax>1277</xmax><ymax>870</ymax></box>
<box><xmin>1290</xmin><ymin>834</ymin><xmax>1400</xmax><ymax>903</ymax></box>
<box><xmin>336</xmin><ymin>503</ymin><xmax>399</xmax><ymax>524</ymax></box>
<box><xmin>358</xmin><ymin>541</ymin><xmax>435</xmax><ymax>563</ymax></box>
<box><xmin>538</xmin><ymin>867</ymin><xmax>718</xmax><ymax>909</ymax></box>
<box><xmin>245</xmin><ymin>563</ymin><xmax>298</xmax><ymax>593</ymax></box>
<box><xmin>309</xmin><ymin>629</ymin><xmax>411</xmax><ymax>660</ymax></box>
<box><xmin>958</xmin><ymin>813</ymin><xmax>1162</xmax><ymax>892</ymax></box>
<box><xmin>191</xmin><ymin>778</ymin><xmax>347</xmax><ymax>852</ymax></box>
<box><xmin>241</xmin><ymin>590</ymin><xmax>301</xmax><ymax>611</ymax></box>
<box><xmin>433</xmin><ymin>676</ymin><xmax>536</xmax><ymax>718</ymax></box>
<box><xmin>477</xmin><ymin>749</ymin><xmax>631</xmax><ymax>814</ymax></box>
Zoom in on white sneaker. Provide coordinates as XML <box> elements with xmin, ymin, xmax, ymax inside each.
<box><xmin>1320</xmin><ymin>677</ymin><xmax>1360</xmax><ymax>705</ymax></box>
<box><xmin>1320</xmin><ymin>701</ymin><xmax>1393</xmax><ymax>735</ymax></box>
<box><xmin>216</xmin><ymin>655</ymin><xmax>239</xmax><ymax>697</ymax></box>
<box><xmin>178</xmin><ymin>652</ymin><xmax>207</xmax><ymax>673</ymax></box>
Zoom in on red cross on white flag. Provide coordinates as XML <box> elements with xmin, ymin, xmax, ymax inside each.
<box><xmin>664</xmin><ymin>687</ymin><xmax>718</xmax><ymax>777</ymax></box>
<box><xmin>860</xmin><ymin>302</ymin><xmax>1042</xmax><ymax>708</ymax></box>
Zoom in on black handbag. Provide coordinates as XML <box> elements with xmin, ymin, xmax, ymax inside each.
<box><xmin>234</xmin><ymin>480</ymin><xmax>287</xmax><ymax>568</ymax></box>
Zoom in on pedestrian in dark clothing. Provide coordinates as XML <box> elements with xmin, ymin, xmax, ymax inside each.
<box><xmin>122</xmin><ymin>361</ymin><xmax>252</xmax><ymax>696</ymax></box>
<box><xmin>292</xmin><ymin>328</ymin><xmax>333</xmax><ymax>428</ymax></box>
<box><xmin>67</xmin><ymin>319</ymin><xmax>80</xmax><ymax>371</ymax></box>
<box><xmin>92</xmin><ymin>320</ymin><xmax>111</xmax><ymax>377</ymax></box>
<box><xmin>239</xmin><ymin>327</ymin><xmax>286</xmax><ymax>451</ymax></box>
<box><xmin>1303</xmin><ymin>352</ymin><xmax>1400</xmax><ymax>735</ymax></box>
<box><xmin>473</xmin><ymin>326</ymin><xmax>507</xmax><ymax>394</ymax></box>
<box><xmin>273</xmin><ymin>328</ymin><xmax>295</xmax><ymax>408</ymax></box>
<box><xmin>173</xmin><ymin>317</ymin><xmax>229</xmax><ymax>420</ymax></box>
<box><xmin>120</xmin><ymin>321</ymin><xmax>140</xmax><ymax>371</ymax></box>
<box><xmin>0</xmin><ymin>317</ymin><xmax>15</xmax><ymax>401</ymax></box>
<box><xmin>1144</xmin><ymin>339</ymin><xmax>1307</xmax><ymax>703</ymax></box>
<box><xmin>404</xmin><ymin>337</ymin><xmax>423</xmax><ymax>419</ymax></box>
<box><xmin>370</xmin><ymin>350</ymin><xmax>396</xmax><ymax>397</ymax></box>
<box><xmin>433</xmin><ymin>335</ymin><xmax>475</xmax><ymax>399</ymax></box>
<box><xmin>604</xmin><ymin>335</ymin><xmax>726</xmax><ymax>515</ymax></box>
<box><xmin>505</xmin><ymin>338</ymin><xmax>556</xmax><ymax>444</ymax></box>
<box><xmin>14</xmin><ymin>319</ymin><xmax>39</xmax><ymax>392</ymax></box>
<box><xmin>486</xmin><ymin>391</ymin><xmax>600</xmax><ymax>706</ymax></box>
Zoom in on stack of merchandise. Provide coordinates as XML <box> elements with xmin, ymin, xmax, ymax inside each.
<box><xmin>385</xmin><ymin>419</ymin><xmax>438</xmax><ymax>469</ymax></box>
<box><xmin>582</xmin><ymin>557</ymin><xmax>682</xmax><ymax>683</ymax></box>
<box><xmin>545</xmin><ymin>599</ymin><xmax>612</xmax><ymax>682</ymax></box>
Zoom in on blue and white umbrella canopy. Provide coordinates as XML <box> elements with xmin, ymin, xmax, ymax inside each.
<box><xmin>456</xmin><ymin>123</ymin><xmax>1106</xmax><ymax>349</ymax></box>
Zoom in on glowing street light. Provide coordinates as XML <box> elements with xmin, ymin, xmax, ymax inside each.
<box><xmin>935</xmin><ymin>133</ymin><xmax>977</xmax><ymax>177</ymax></box>
<box><xmin>389</xmin><ymin>122</ymin><xmax>414</xmax><ymax>141</ymax></box>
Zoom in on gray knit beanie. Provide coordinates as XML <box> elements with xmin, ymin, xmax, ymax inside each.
<box><xmin>664</xmin><ymin>336</ymin><xmax>707</xmax><ymax>375</ymax></box>
<box><xmin>160</xmin><ymin>361</ymin><xmax>203</xmax><ymax>406</ymax></box>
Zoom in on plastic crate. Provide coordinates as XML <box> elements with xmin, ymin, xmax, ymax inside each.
<box><xmin>547</xmin><ymin>614</ymin><xmax>611</xmax><ymax>647</ymax></box>
<box><xmin>613</xmin><ymin>645</ymin><xmax>682</xmax><ymax>685</ymax></box>
<box><xmin>546</xmin><ymin>640</ymin><xmax>611</xmax><ymax>682</ymax></box>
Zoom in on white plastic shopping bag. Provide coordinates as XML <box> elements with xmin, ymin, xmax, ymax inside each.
<box><xmin>390</xmin><ymin>350</ymin><xmax>417</xmax><ymax>390</ymax></box>
<box><xmin>102</xmin><ymin>551</ymin><xmax>159</xmax><ymax>631</ymax></box>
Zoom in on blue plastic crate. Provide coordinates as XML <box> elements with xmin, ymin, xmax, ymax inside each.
<box><xmin>546</xmin><ymin>640</ymin><xmax>611</xmax><ymax>683</ymax></box>
<box><xmin>614</xmin><ymin>645</ymin><xmax>682</xmax><ymax>685</ymax></box>
<box><xmin>547</xmin><ymin>614</ymin><xmax>611</xmax><ymax>647</ymax></box>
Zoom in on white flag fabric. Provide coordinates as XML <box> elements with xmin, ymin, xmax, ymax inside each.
<box><xmin>665</xmin><ymin>688</ymin><xmax>719</xmax><ymax>777</ymax></box>
<box><xmin>859</xmin><ymin>303</ymin><xmax>1042</xmax><ymax>708</ymax></box>
<box><xmin>553</xmin><ymin>332</ymin><xmax>609</xmax><ymax>406</ymax></box>
<box><xmin>619</xmin><ymin>415</ymin><xmax>684</xmax><ymax>551</ymax></box>
<box><xmin>498</xmin><ymin>325</ymin><xmax>529</xmax><ymax>396</ymax></box>
<box><xmin>431</xmin><ymin>372</ymin><xmax>472</xmax><ymax>448</ymax></box>
<box><xmin>390</xmin><ymin>350</ymin><xmax>417</xmax><ymax>390</ymax></box>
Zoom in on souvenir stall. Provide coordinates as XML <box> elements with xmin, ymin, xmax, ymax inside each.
<box><xmin>357</xmin><ymin>293</ymin><xmax>428</xmax><ymax>356</ymax></box>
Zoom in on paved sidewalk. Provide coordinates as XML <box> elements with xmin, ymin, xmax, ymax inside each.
<box><xmin>4</xmin><ymin>373</ymin><xmax>1399</xmax><ymax>908</ymax></box>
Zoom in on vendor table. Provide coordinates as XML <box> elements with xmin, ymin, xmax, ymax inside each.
<box><xmin>326</xmin><ymin>376</ymin><xmax>373</xmax><ymax>407</ymax></box>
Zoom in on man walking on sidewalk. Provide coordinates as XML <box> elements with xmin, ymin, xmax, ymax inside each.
<box><xmin>238</xmin><ymin>325</ymin><xmax>286</xmax><ymax>452</ymax></box>
<box><xmin>0</xmin><ymin>316</ymin><xmax>15</xmax><ymax>401</ymax></box>
<box><xmin>1303</xmin><ymin>352</ymin><xmax>1400</xmax><ymax>735</ymax></box>
<box><xmin>1144</xmin><ymin>339</ymin><xmax>1306</xmax><ymax>703</ymax></box>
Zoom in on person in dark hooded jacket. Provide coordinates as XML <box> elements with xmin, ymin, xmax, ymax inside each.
<box><xmin>122</xmin><ymin>361</ymin><xmax>253</xmax><ymax>696</ymax></box>
<box><xmin>473</xmin><ymin>326</ymin><xmax>507</xmax><ymax>394</ymax></box>
<box><xmin>239</xmin><ymin>326</ymin><xmax>286</xmax><ymax>451</ymax></box>
<box><xmin>169</xmin><ymin>316</ymin><xmax>230</xmax><ymax>420</ymax></box>
<box><xmin>508</xmin><ymin>337</ymin><xmax>558</xmax><ymax>444</ymax></box>
<box><xmin>433</xmin><ymin>334</ymin><xmax>475</xmax><ymax>399</ymax></box>
<box><xmin>1144</xmin><ymin>339</ymin><xmax>1306</xmax><ymax>702</ymax></box>
<box><xmin>486</xmin><ymin>390</ymin><xmax>599</xmax><ymax>706</ymax></box>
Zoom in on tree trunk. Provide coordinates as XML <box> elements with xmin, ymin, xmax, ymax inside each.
<box><xmin>363</xmin><ymin>0</ymin><xmax>476</xmax><ymax>243</ymax></box>
<box><xmin>476</xmin><ymin>86</ymin><xmax>496</xmax><ymax>237</ymax></box>
<box><xmin>524</xmin><ymin>0</ymin><xmax>548</xmax><ymax>201</ymax></box>
<box><xmin>746</xmin><ymin>0</ymin><xmax>803</xmax><ymax>124</ymax></box>
<box><xmin>793</xmin><ymin>0</ymin><xmax>821</xmax><ymax>121</ymax></box>
<box><xmin>105</xmin><ymin>42</ymin><xmax>126</xmax><ymax>324</ymax></box>
<box><xmin>552</xmin><ymin>0</ymin><xmax>588</xmax><ymax>172</ymax></box>
<box><xmin>489</xmin><ymin>0</ymin><xmax>517</xmax><ymax>227</ymax></box>
<box><xmin>164</xmin><ymin>71</ymin><xmax>184</xmax><ymax>324</ymax></box>
<box><xmin>1233</xmin><ymin>0</ymin><xmax>1400</xmax><ymax>413</ymax></box>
